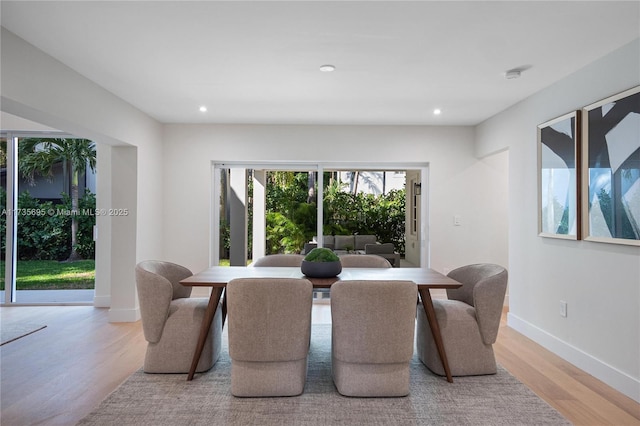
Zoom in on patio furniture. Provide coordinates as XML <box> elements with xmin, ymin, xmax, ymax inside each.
<box><xmin>416</xmin><ymin>263</ymin><xmax>508</xmax><ymax>376</ymax></box>
<box><xmin>312</xmin><ymin>234</ymin><xmax>378</xmax><ymax>254</ymax></box>
<box><xmin>135</xmin><ymin>260</ymin><xmax>223</xmax><ymax>373</ymax></box>
<box><xmin>331</xmin><ymin>280</ymin><xmax>417</xmax><ymax>396</ymax></box>
<box><xmin>302</xmin><ymin>242</ymin><xmax>317</xmax><ymax>254</ymax></box>
<box><xmin>312</xmin><ymin>235</ymin><xmax>335</xmax><ymax>251</ymax></box>
<box><xmin>227</xmin><ymin>277</ymin><xmax>313</xmax><ymax>396</ymax></box>
<box><xmin>364</xmin><ymin>242</ymin><xmax>401</xmax><ymax>267</ymax></box>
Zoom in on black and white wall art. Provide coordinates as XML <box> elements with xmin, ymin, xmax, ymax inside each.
<box><xmin>538</xmin><ymin>111</ymin><xmax>581</xmax><ymax>239</ymax></box>
<box><xmin>582</xmin><ymin>86</ymin><xmax>640</xmax><ymax>246</ymax></box>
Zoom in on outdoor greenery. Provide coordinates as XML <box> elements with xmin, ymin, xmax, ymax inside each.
<box><xmin>264</xmin><ymin>171</ymin><xmax>406</xmax><ymax>255</ymax></box>
<box><xmin>0</xmin><ymin>189</ymin><xmax>96</xmax><ymax>261</ymax></box>
<box><xmin>19</xmin><ymin>138</ymin><xmax>97</xmax><ymax>261</ymax></box>
<box><xmin>0</xmin><ymin>137</ymin><xmax>97</xmax><ymax>292</ymax></box>
<box><xmin>219</xmin><ymin>171</ymin><xmax>406</xmax><ymax>257</ymax></box>
<box><xmin>322</xmin><ymin>179</ymin><xmax>406</xmax><ymax>252</ymax></box>
<box><xmin>0</xmin><ymin>259</ymin><xmax>95</xmax><ymax>290</ymax></box>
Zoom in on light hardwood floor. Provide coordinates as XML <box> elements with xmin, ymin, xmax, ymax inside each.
<box><xmin>1</xmin><ymin>304</ymin><xmax>639</xmax><ymax>425</ymax></box>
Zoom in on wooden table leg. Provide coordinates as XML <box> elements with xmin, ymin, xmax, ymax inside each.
<box><xmin>419</xmin><ymin>288</ymin><xmax>454</xmax><ymax>383</ymax></box>
<box><xmin>187</xmin><ymin>287</ymin><xmax>223</xmax><ymax>381</ymax></box>
<box><xmin>221</xmin><ymin>288</ymin><xmax>227</xmax><ymax>329</ymax></box>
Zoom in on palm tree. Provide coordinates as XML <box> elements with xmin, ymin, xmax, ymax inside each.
<box><xmin>19</xmin><ymin>138</ymin><xmax>96</xmax><ymax>261</ymax></box>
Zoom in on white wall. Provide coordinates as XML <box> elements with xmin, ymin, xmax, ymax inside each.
<box><xmin>1</xmin><ymin>27</ymin><xmax>510</xmax><ymax>322</ymax></box>
<box><xmin>1</xmin><ymin>28</ymin><xmax>164</xmax><ymax>321</ymax></box>
<box><xmin>0</xmin><ymin>112</ymin><xmax>58</xmax><ymax>132</ymax></box>
<box><xmin>162</xmin><ymin>124</ymin><xmax>509</xmax><ymax>279</ymax></box>
<box><xmin>476</xmin><ymin>39</ymin><xmax>640</xmax><ymax>402</ymax></box>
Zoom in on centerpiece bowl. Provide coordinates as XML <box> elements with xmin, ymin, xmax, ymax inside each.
<box><xmin>301</xmin><ymin>247</ymin><xmax>342</xmax><ymax>278</ymax></box>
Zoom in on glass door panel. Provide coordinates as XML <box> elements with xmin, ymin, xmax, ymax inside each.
<box><xmin>0</xmin><ymin>136</ymin><xmax>7</xmax><ymax>302</ymax></box>
<box><xmin>213</xmin><ymin>163</ymin><xmax>425</xmax><ymax>269</ymax></box>
<box><xmin>218</xmin><ymin>168</ymin><xmax>318</xmax><ymax>265</ymax></box>
<box><xmin>265</xmin><ymin>171</ymin><xmax>317</xmax><ymax>256</ymax></box>
<box><xmin>12</xmin><ymin>137</ymin><xmax>96</xmax><ymax>303</ymax></box>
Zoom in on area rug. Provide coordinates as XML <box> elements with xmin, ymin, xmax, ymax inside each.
<box><xmin>78</xmin><ymin>325</ymin><xmax>570</xmax><ymax>425</ymax></box>
<box><xmin>0</xmin><ymin>323</ymin><xmax>47</xmax><ymax>346</ymax></box>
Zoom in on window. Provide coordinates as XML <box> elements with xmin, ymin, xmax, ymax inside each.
<box><xmin>212</xmin><ymin>162</ymin><xmax>428</xmax><ymax>268</ymax></box>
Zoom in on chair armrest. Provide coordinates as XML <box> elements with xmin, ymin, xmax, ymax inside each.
<box><xmin>135</xmin><ymin>268</ymin><xmax>173</xmax><ymax>343</ymax></box>
<box><xmin>473</xmin><ymin>271</ymin><xmax>508</xmax><ymax>344</ymax></box>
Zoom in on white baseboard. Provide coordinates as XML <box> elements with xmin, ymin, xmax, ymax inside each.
<box><xmin>93</xmin><ymin>295</ymin><xmax>111</xmax><ymax>308</ymax></box>
<box><xmin>108</xmin><ymin>307</ymin><xmax>140</xmax><ymax>323</ymax></box>
<box><xmin>507</xmin><ymin>312</ymin><xmax>640</xmax><ymax>403</ymax></box>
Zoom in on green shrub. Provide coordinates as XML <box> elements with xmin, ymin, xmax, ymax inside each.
<box><xmin>0</xmin><ymin>189</ymin><xmax>96</xmax><ymax>260</ymax></box>
<box><xmin>262</xmin><ymin>171</ymin><xmax>406</xmax><ymax>256</ymax></box>
<box><xmin>65</xmin><ymin>190</ymin><xmax>96</xmax><ymax>259</ymax></box>
<box><xmin>304</xmin><ymin>247</ymin><xmax>339</xmax><ymax>262</ymax></box>
<box><xmin>266</xmin><ymin>211</ymin><xmax>307</xmax><ymax>254</ymax></box>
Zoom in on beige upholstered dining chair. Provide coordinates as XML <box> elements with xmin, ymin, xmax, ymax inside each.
<box><xmin>416</xmin><ymin>263</ymin><xmax>508</xmax><ymax>376</ymax></box>
<box><xmin>338</xmin><ymin>254</ymin><xmax>392</xmax><ymax>268</ymax></box>
<box><xmin>226</xmin><ymin>277</ymin><xmax>313</xmax><ymax>397</ymax></box>
<box><xmin>331</xmin><ymin>280</ymin><xmax>417</xmax><ymax>397</ymax></box>
<box><xmin>252</xmin><ymin>254</ymin><xmax>305</xmax><ymax>267</ymax></box>
<box><xmin>135</xmin><ymin>260</ymin><xmax>223</xmax><ymax>373</ymax></box>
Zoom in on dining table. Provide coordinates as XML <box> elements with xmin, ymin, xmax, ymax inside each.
<box><xmin>180</xmin><ymin>266</ymin><xmax>462</xmax><ymax>382</ymax></box>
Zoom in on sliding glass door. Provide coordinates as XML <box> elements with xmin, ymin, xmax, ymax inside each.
<box><xmin>212</xmin><ymin>162</ymin><xmax>428</xmax><ymax>268</ymax></box>
<box><xmin>0</xmin><ymin>136</ymin><xmax>8</xmax><ymax>302</ymax></box>
<box><xmin>1</xmin><ymin>132</ymin><xmax>96</xmax><ymax>304</ymax></box>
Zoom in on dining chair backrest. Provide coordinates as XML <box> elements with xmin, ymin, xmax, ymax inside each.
<box><xmin>446</xmin><ymin>263</ymin><xmax>508</xmax><ymax>344</ymax></box>
<box><xmin>135</xmin><ymin>260</ymin><xmax>222</xmax><ymax>373</ymax></box>
<box><xmin>252</xmin><ymin>254</ymin><xmax>305</xmax><ymax>267</ymax></box>
<box><xmin>135</xmin><ymin>260</ymin><xmax>193</xmax><ymax>343</ymax></box>
<box><xmin>339</xmin><ymin>254</ymin><xmax>392</xmax><ymax>268</ymax></box>
<box><xmin>331</xmin><ymin>279</ymin><xmax>417</xmax><ymax>396</ymax></box>
<box><xmin>136</xmin><ymin>259</ymin><xmax>192</xmax><ymax>301</ymax></box>
<box><xmin>226</xmin><ymin>277</ymin><xmax>313</xmax><ymax>396</ymax></box>
<box><xmin>416</xmin><ymin>263</ymin><xmax>508</xmax><ymax>377</ymax></box>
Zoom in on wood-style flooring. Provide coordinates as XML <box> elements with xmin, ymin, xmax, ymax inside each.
<box><xmin>1</xmin><ymin>303</ymin><xmax>638</xmax><ymax>425</ymax></box>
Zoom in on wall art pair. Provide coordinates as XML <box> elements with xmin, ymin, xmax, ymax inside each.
<box><xmin>537</xmin><ymin>86</ymin><xmax>639</xmax><ymax>246</ymax></box>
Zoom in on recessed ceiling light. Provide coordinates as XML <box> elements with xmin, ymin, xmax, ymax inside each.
<box><xmin>199</xmin><ymin>106</ymin><xmax>207</xmax><ymax>112</ymax></box>
<box><xmin>319</xmin><ymin>64</ymin><xmax>336</xmax><ymax>72</ymax></box>
<box><xmin>433</xmin><ymin>108</ymin><xmax>442</xmax><ymax>115</ymax></box>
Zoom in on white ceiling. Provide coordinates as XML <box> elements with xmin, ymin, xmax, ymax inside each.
<box><xmin>1</xmin><ymin>1</ymin><xmax>639</xmax><ymax>126</ymax></box>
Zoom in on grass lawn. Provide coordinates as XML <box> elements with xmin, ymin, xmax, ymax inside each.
<box><xmin>0</xmin><ymin>260</ymin><xmax>95</xmax><ymax>290</ymax></box>
<box><xmin>0</xmin><ymin>259</ymin><xmax>237</xmax><ymax>291</ymax></box>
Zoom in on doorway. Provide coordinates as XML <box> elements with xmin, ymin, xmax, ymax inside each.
<box><xmin>1</xmin><ymin>132</ymin><xmax>96</xmax><ymax>304</ymax></box>
<box><xmin>212</xmin><ymin>162</ymin><xmax>428</xmax><ymax>268</ymax></box>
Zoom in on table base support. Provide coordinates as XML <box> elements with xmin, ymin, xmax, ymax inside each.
<box><xmin>419</xmin><ymin>288</ymin><xmax>453</xmax><ymax>383</ymax></box>
<box><xmin>187</xmin><ymin>287</ymin><xmax>223</xmax><ymax>381</ymax></box>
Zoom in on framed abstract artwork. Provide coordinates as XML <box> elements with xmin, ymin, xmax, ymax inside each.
<box><xmin>537</xmin><ymin>111</ymin><xmax>582</xmax><ymax>239</ymax></box>
<box><xmin>582</xmin><ymin>86</ymin><xmax>640</xmax><ymax>246</ymax></box>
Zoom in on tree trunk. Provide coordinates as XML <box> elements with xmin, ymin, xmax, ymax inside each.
<box><xmin>66</xmin><ymin>168</ymin><xmax>83</xmax><ymax>262</ymax></box>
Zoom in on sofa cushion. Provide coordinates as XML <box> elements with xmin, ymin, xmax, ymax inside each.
<box><xmin>313</xmin><ymin>235</ymin><xmax>335</xmax><ymax>246</ymax></box>
<box><xmin>355</xmin><ymin>235</ymin><xmax>378</xmax><ymax>250</ymax></box>
<box><xmin>364</xmin><ymin>242</ymin><xmax>394</xmax><ymax>254</ymax></box>
<box><xmin>334</xmin><ymin>235</ymin><xmax>355</xmax><ymax>250</ymax></box>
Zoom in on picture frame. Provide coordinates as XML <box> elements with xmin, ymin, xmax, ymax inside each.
<box><xmin>582</xmin><ymin>86</ymin><xmax>640</xmax><ymax>246</ymax></box>
<box><xmin>537</xmin><ymin>111</ymin><xmax>582</xmax><ymax>239</ymax></box>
